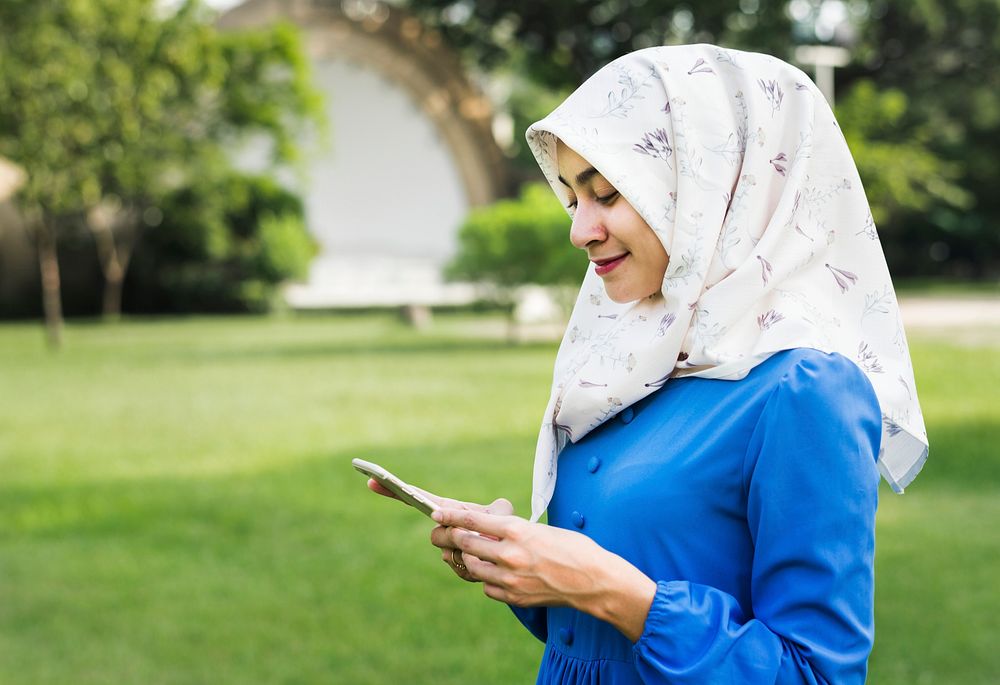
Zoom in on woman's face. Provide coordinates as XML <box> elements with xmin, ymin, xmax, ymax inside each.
<box><xmin>557</xmin><ymin>140</ymin><xmax>670</xmax><ymax>303</ymax></box>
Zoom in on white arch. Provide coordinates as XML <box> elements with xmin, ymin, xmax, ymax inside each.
<box><xmin>219</xmin><ymin>0</ymin><xmax>509</xmax><ymax>307</ymax></box>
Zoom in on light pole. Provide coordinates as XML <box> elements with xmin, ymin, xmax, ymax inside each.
<box><xmin>794</xmin><ymin>44</ymin><xmax>850</xmax><ymax>106</ymax></box>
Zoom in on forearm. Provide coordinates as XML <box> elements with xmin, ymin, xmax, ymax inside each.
<box><xmin>575</xmin><ymin>549</ymin><xmax>657</xmax><ymax>643</ymax></box>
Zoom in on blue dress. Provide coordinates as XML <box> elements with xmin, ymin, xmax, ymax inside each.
<box><xmin>511</xmin><ymin>349</ymin><xmax>882</xmax><ymax>684</ymax></box>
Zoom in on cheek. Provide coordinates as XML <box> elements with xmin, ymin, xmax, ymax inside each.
<box><xmin>627</xmin><ymin>216</ymin><xmax>666</xmax><ymax>262</ymax></box>
<box><xmin>635</xmin><ymin>224</ymin><xmax>669</xmax><ymax>282</ymax></box>
<box><xmin>653</xmin><ymin>242</ymin><xmax>670</xmax><ymax>273</ymax></box>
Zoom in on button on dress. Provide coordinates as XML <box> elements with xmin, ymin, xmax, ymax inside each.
<box><xmin>510</xmin><ymin>349</ymin><xmax>882</xmax><ymax>684</ymax></box>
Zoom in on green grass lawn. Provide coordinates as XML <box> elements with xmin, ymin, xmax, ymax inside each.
<box><xmin>1</xmin><ymin>314</ymin><xmax>997</xmax><ymax>684</ymax></box>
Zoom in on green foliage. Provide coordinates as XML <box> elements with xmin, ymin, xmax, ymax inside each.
<box><xmin>255</xmin><ymin>212</ymin><xmax>314</xmax><ymax>282</ymax></box>
<box><xmin>402</xmin><ymin>1</ymin><xmax>792</xmax><ymax>89</ymax></box>
<box><xmin>127</xmin><ymin>173</ymin><xmax>316</xmax><ymax>313</ymax></box>
<box><xmin>0</xmin><ymin>0</ymin><xmax>324</xmax><ymax>311</ymax></box>
<box><xmin>446</xmin><ymin>183</ymin><xmax>583</xmax><ymax>292</ymax></box>
<box><xmin>0</xmin><ymin>0</ymin><xmax>322</xmax><ymax>210</ymax></box>
<box><xmin>843</xmin><ymin>0</ymin><xmax>1000</xmax><ymax>277</ymax></box>
<box><xmin>836</xmin><ymin>80</ymin><xmax>973</xmax><ymax>226</ymax></box>
<box><xmin>217</xmin><ymin>20</ymin><xmax>326</xmax><ymax>163</ymax></box>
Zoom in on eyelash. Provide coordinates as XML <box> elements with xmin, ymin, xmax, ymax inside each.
<box><xmin>566</xmin><ymin>191</ymin><xmax>619</xmax><ymax>210</ymax></box>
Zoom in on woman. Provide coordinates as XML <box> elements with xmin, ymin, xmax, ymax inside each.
<box><xmin>370</xmin><ymin>44</ymin><xmax>928</xmax><ymax>683</ymax></box>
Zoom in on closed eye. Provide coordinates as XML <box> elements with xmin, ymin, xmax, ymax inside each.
<box><xmin>567</xmin><ymin>191</ymin><xmax>618</xmax><ymax>210</ymax></box>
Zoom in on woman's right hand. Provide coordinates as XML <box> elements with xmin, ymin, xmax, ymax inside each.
<box><xmin>430</xmin><ymin>496</ymin><xmax>513</xmax><ymax>582</ymax></box>
<box><xmin>365</xmin><ymin>479</ymin><xmax>513</xmax><ymax>581</ymax></box>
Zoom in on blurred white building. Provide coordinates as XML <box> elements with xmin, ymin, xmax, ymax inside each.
<box><xmin>218</xmin><ymin>0</ymin><xmax>510</xmax><ymax>308</ymax></box>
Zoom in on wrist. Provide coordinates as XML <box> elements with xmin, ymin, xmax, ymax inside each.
<box><xmin>583</xmin><ymin>550</ymin><xmax>657</xmax><ymax>643</ymax></box>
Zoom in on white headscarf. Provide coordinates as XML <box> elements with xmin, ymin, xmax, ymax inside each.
<box><xmin>525</xmin><ymin>44</ymin><xmax>928</xmax><ymax>522</ymax></box>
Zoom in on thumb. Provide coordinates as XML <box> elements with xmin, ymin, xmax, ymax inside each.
<box><xmin>486</xmin><ymin>498</ymin><xmax>514</xmax><ymax>516</ymax></box>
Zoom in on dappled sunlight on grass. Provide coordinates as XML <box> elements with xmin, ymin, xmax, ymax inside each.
<box><xmin>0</xmin><ymin>314</ymin><xmax>551</xmax><ymax>486</ymax></box>
<box><xmin>0</xmin><ymin>316</ymin><xmax>995</xmax><ymax>683</ymax></box>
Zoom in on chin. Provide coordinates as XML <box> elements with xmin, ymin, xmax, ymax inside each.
<box><xmin>605</xmin><ymin>284</ymin><xmax>660</xmax><ymax>304</ymax></box>
<box><xmin>606</xmin><ymin>288</ymin><xmax>639</xmax><ymax>304</ymax></box>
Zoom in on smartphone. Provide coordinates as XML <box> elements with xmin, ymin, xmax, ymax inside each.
<box><xmin>352</xmin><ymin>458</ymin><xmax>440</xmax><ymax>518</ymax></box>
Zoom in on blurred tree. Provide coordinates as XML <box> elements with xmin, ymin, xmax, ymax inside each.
<box><xmin>126</xmin><ymin>172</ymin><xmax>316</xmax><ymax>314</ymax></box>
<box><xmin>402</xmin><ymin>0</ymin><xmax>791</xmax><ymax>89</ymax></box>
<box><xmin>835</xmin><ymin>79</ymin><xmax>972</xmax><ymax>226</ymax></box>
<box><xmin>446</xmin><ymin>182</ymin><xmax>582</xmax><ymax>327</ymax></box>
<box><xmin>841</xmin><ymin>0</ymin><xmax>1000</xmax><ymax>277</ymax></box>
<box><xmin>0</xmin><ymin>0</ymin><xmax>323</xmax><ymax>344</ymax></box>
<box><xmin>406</xmin><ymin>0</ymin><xmax>792</xmax><ymax>182</ymax></box>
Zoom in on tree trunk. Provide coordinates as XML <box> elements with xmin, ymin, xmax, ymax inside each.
<box><xmin>36</xmin><ymin>219</ymin><xmax>63</xmax><ymax>348</ymax></box>
<box><xmin>102</xmin><ymin>258</ymin><xmax>125</xmax><ymax>321</ymax></box>
<box><xmin>400</xmin><ymin>303</ymin><xmax>432</xmax><ymax>329</ymax></box>
<box><xmin>504</xmin><ymin>292</ymin><xmax>519</xmax><ymax>344</ymax></box>
<box><xmin>88</xmin><ymin>205</ymin><xmax>138</xmax><ymax>321</ymax></box>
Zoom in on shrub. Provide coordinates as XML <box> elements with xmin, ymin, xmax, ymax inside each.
<box><xmin>446</xmin><ymin>183</ymin><xmax>583</xmax><ymax>297</ymax></box>
<box><xmin>125</xmin><ymin>172</ymin><xmax>316</xmax><ymax>313</ymax></box>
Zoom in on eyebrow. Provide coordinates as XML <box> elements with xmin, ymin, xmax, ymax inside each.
<box><xmin>557</xmin><ymin>166</ymin><xmax>601</xmax><ymax>188</ymax></box>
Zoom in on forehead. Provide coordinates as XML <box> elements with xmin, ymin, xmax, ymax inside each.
<box><xmin>556</xmin><ymin>140</ymin><xmax>604</xmax><ymax>183</ymax></box>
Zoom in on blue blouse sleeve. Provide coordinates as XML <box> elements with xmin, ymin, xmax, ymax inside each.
<box><xmin>632</xmin><ymin>353</ymin><xmax>882</xmax><ymax>684</ymax></box>
<box><xmin>509</xmin><ymin>605</ymin><xmax>547</xmax><ymax>643</ymax></box>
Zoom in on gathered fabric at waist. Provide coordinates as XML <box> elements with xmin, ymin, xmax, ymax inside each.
<box><xmin>536</xmin><ymin>639</ymin><xmax>643</xmax><ymax>685</ymax></box>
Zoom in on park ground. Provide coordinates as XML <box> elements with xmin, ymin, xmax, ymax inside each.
<box><xmin>0</xmin><ymin>301</ymin><xmax>998</xmax><ymax>684</ymax></box>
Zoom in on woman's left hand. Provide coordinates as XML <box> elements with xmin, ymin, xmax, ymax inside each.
<box><xmin>432</xmin><ymin>507</ymin><xmax>657</xmax><ymax>641</ymax></box>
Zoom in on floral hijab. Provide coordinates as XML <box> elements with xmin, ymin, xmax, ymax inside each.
<box><xmin>525</xmin><ymin>44</ymin><xmax>928</xmax><ymax>522</ymax></box>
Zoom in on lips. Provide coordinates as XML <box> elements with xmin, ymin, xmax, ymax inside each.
<box><xmin>592</xmin><ymin>253</ymin><xmax>628</xmax><ymax>276</ymax></box>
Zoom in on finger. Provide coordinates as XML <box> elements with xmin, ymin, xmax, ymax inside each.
<box><xmin>452</xmin><ymin>528</ymin><xmax>503</xmax><ymax>564</ymax></box>
<box><xmin>432</xmin><ymin>508</ymin><xmax>516</xmax><ymax>538</ymax></box>
<box><xmin>430</xmin><ymin>525</ymin><xmax>462</xmax><ymax>550</ymax></box>
<box><xmin>434</xmin><ymin>496</ymin><xmax>498</xmax><ymax>513</ymax></box>
<box><xmin>462</xmin><ymin>552</ymin><xmax>502</xmax><ymax>585</ymax></box>
<box><xmin>483</xmin><ymin>582</ymin><xmax>511</xmax><ymax>604</ymax></box>
<box><xmin>367</xmin><ymin>479</ymin><xmax>400</xmax><ymax>500</ymax></box>
<box><xmin>367</xmin><ymin>478</ymin><xmax>449</xmax><ymax>507</ymax></box>
<box><xmin>410</xmin><ymin>485</ymin><xmax>449</xmax><ymax>508</ymax></box>
<box><xmin>441</xmin><ymin>547</ymin><xmax>480</xmax><ymax>583</ymax></box>
<box><xmin>441</xmin><ymin>547</ymin><xmax>467</xmax><ymax>577</ymax></box>
<box><xmin>397</xmin><ymin>488</ymin><xmax>509</xmax><ymax>516</ymax></box>
<box><xmin>485</xmin><ymin>498</ymin><xmax>514</xmax><ymax>516</ymax></box>
<box><xmin>435</xmin><ymin>496</ymin><xmax>472</xmax><ymax>510</ymax></box>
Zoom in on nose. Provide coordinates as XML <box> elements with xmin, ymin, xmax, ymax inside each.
<box><xmin>569</xmin><ymin>201</ymin><xmax>607</xmax><ymax>249</ymax></box>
